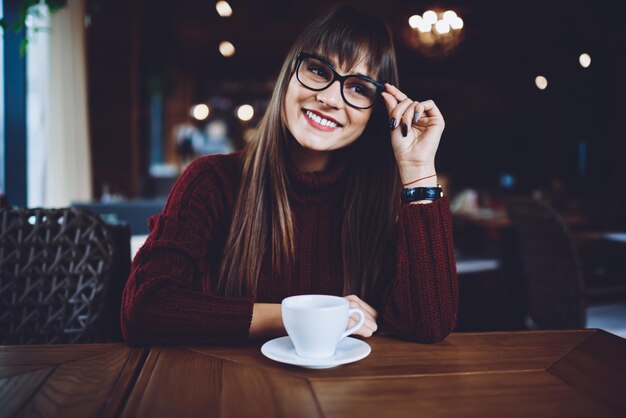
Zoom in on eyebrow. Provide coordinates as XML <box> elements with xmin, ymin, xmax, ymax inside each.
<box><xmin>311</xmin><ymin>52</ymin><xmax>372</xmax><ymax>79</ymax></box>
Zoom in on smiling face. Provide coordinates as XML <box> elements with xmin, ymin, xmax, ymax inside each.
<box><xmin>283</xmin><ymin>54</ymin><xmax>376</xmax><ymax>172</ymax></box>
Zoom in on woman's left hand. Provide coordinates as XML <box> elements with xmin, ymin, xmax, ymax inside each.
<box><xmin>381</xmin><ymin>83</ymin><xmax>445</xmax><ymax>186</ymax></box>
<box><xmin>344</xmin><ymin>295</ymin><xmax>378</xmax><ymax>338</ymax></box>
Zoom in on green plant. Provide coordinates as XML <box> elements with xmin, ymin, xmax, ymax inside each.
<box><xmin>0</xmin><ymin>0</ymin><xmax>69</xmax><ymax>55</ymax></box>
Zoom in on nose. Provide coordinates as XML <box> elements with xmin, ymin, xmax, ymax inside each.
<box><xmin>316</xmin><ymin>80</ymin><xmax>343</xmax><ymax>108</ymax></box>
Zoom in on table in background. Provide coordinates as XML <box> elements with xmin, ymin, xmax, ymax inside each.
<box><xmin>573</xmin><ymin>230</ymin><xmax>626</xmax><ymax>298</ymax></box>
<box><xmin>1</xmin><ymin>330</ymin><xmax>625</xmax><ymax>418</ymax></box>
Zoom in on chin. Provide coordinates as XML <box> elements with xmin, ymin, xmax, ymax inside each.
<box><xmin>293</xmin><ymin>134</ymin><xmax>344</xmax><ymax>153</ymax></box>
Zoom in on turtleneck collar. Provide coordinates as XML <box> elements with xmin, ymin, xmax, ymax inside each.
<box><xmin>285</xmin><ymin>148</ymin><xmax>350</xmax><ymax>204</ymax></box>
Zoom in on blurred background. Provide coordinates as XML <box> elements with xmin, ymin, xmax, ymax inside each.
<box><xmin>1</xmin><ymin>0</ymin><xmax>625</xmax><ymax>341</ymax></box>
<box><xmin>3</xmin><ymin>0</ymin><xmax>626</xmax><ymax>207</ymax></box>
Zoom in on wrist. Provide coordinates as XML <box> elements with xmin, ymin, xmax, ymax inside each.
<box><xmin>250</xmin><ymin>303</ymin><xmax>284</xmax><ymax>339</ymax></box>
<box><xmin>399</xmin><ymin>164</ymin><xmax>437</xmax><ymax>187</ymax></box>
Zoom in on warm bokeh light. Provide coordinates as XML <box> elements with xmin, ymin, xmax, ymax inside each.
<box><xmin>535</xmin><ymin>75</ymin><xmax>548</xmax><ymax>90</ymax></box>
<box><xmin>443</xmin><ymin>10</ymin><xmax>458</xmax><ymax>24</ymax></box>
<box><xmin>407</xmin><ymin>9</ymin><xmax>463</xmax><ymax>53</ymax></box>
<box><xmin>215</xmin><ymin>1</ymin><xmax>233</xmax><ymax>17</ymax></box>
<box><xmin>579</xmin><ymin>53</ymin><xmax>591</xmax><ymax>68</ymax></box>
<box><xmin>417</xmin><ymin>21</ymin><xmax>432</xmax><ymax>33</ymax></box>
<box><xmin>408</xmin><ymin>15</ymin><xmax>423</xmax><ymax>29</ymax></box>
<box><xmin>191</xmin><ymin>104</ymin><xmax>210</xmax><ymax>120</ymax></box>
<box><xmin>423</xmin><ymin>10</ymin><xmax>438</xmax><ymax>25</ymax></box>
<box><xmin>219</xmin><ymin>41</ymin><xmax>235</xmax><ymax>57</ymax></box>
<box><xmin>237</xmin><ymin>104</ymin><xmax>254</xmax><ymax>121</ymax></box>
<box><xmin>450</xmin><ymin>17</ymin><xmax>464</xmax><ymax>30</ymax></box>
<box><xmin>435</xmin><ymin>20</ymin><xmax>450</xmax><ymax>34</ymax></box>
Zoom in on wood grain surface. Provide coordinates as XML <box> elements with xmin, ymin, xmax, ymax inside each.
<box><xmin>310</xmin><ymin>371</ymin><xmax>617</xmax><ymax>418</ymax></box>
<box><xmin>0</xmin><ymin>344</ymin><xmax>144</xmax><ymax>418</ymax></box>
<box><xmin>2</xmin><ymin>330</ymin><xmax>625</xmax><ymax>418</ymax></box>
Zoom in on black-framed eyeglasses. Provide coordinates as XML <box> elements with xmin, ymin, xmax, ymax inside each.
<box><xmin>295</xmin><ymin>52</ymin><xmax>384</xmax><ymax>110</ymax></box>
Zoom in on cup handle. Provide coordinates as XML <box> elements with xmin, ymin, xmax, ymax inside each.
<box><xmin>341</xmin><ymin>308</ymin><xmax>365</xmax><ymax>339</ymax></box>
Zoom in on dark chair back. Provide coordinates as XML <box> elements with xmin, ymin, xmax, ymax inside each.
<box><xmin>0</xmin><ymin>208</ymin><xmax>117</xmax><ymax>344</ymax></box>
<box><xmin>505</xmin><ymin>197</ymin><xmax>586</xmax><ymax>329</ymax></box>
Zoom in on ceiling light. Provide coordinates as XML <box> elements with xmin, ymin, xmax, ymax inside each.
<box><xmin>579</xmin><ymin>53</ymin><xmax>591</xmax><ymax>68</ymax></box>
<box><xmin>216</xmin><ymin>1</ymin><xmax>232</xmax><ymax>17</ymax></box>
<box><xmin>219</xmin><ymin>41</ymin><xmax>235</xmax><ymax>57</ymax></box>
<box><xmin>423</xmin><ymin>10</ymin><xmax>438</xmax><ymax>25</ymax></box>
<box><xmin>192</xmin><ymin>104</ymin><xmax>210</xmax><ymax>120</ymax></box>
<box><xmin>535</xmin><ymin>75</ymin><xmax>548</xmax><ymax>90</ymax></box>
<box><xmin>237</xmin><ymin>104</ymin><xmax>254</xmax><ymax>121</ymax></box>
<box><xmin>408</xmin><ymin>15</ymin><xmax>423</xmax><ymax>29</ymax></box>
<box><xmin>435</xmin><ymin>20</ymin><xmax>450</xmax><ymax>34</ymax></box>
<box><xmin>443</xmin><ymin>10</ymin><xmax>457</xmax><ymax>24</ymax></box>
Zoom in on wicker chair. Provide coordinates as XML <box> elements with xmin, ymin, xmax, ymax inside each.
<box><xmin>505</xmin><ymin>196</ymin><xmax>587</xmax><ymax>329</ymax></box>
<box><xmin>0</xmin><ymin>207</ymin><xmax>116</xmax><ymax>344</ymax></box>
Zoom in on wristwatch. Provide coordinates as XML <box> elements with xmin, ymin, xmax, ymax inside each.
<box><xmin>401</xmin><ymin>185</ymin><xmax>444</xmax><ymax>203</ymax></box>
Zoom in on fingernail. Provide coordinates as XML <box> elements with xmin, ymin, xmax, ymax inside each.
<box><xmin>413</xmin><ymin>113</ymin><xmax>420</xmax><ymax>124</ymax></box>
<box><xmin>390</xmin><ymin>118</ymin><xmax>396</xmax><ymax>130</ymax></box>
<box><xmin>401</xmin><ymin>123</ymin><xmax>408</xmax><ymax>137</ymax></box>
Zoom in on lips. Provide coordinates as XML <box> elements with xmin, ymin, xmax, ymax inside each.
<box><xmin>302</xmin><ymin>109</ymin><xmax>343</xmax><ymax>131</ymax></box>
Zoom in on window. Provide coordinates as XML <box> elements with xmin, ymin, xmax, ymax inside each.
<box><xmin>1</xmin><ymin>0</ymin><xmax>6</xmax><ymax>193</ymax></box>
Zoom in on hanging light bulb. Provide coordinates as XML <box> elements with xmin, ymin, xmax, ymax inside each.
<box><xmin>405</xmin><ymin>9</ymin><xmax>464</xmax><ymax>58</ymax></box>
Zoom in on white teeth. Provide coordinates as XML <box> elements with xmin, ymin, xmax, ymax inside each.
<box><xmin>305</xmin><ymin>110</ymin><xmax>338</xmax><ymax>128</ymax></box>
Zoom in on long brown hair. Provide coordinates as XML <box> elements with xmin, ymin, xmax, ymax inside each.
<box><xmin>218</xmin><ymin>5</ymin><xmax>401</xmax><ymax>300</ymax></box>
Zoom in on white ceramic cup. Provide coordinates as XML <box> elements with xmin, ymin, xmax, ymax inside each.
<box><xmin>282</xmin><ymin>294</ymin><xmax>366</xmax><ymax>359</ymax></box>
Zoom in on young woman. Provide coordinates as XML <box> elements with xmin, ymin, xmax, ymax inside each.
<box><xmin>121</xmin><ymin>6</ymin><xmax>458</xmax><ymax>345</ymax></box>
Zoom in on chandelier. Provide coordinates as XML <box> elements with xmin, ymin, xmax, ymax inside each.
<box><xmin>403</xmin><ymin>9</ymin><xmax>464</xmax><ymax>58</ymax></box>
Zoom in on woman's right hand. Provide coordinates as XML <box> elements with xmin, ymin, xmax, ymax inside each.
<box><xmin>249</xmin><ymin>303</ymin><xmax>284</xmax><ymax>339</ymax></box>
<box><xmin>344</xmin><ymin>295</ymin><xmax>378</xmax><ymax>338</ymax></box>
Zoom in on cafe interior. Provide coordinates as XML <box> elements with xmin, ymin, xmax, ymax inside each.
<box><xmin>1</xmin><ymin>0</ymin><xmax>626</xmax><ymax>416</ymax></box>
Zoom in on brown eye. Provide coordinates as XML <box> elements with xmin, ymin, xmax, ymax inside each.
<box><xmin>305</xmin><ymin>61</ymin><xmax>331</xmax><ymax>81</ymax></box>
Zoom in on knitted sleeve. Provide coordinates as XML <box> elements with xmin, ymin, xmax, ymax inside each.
<box><xmin>379</xmin><ymin>196</ymin><xmax>459</xmax><ymax>343</ymax></box>
<box><xmin>120</xmin><ymin>155</ymin><xmax>254</xmax><ymax>345</ymax></box>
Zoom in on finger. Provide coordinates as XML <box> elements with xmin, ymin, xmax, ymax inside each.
<box><xmin>391</xmin><ymin>99</ymin><xmax>418</xmax><ymax>135</ymax></box>
<box><xmin>349</xmin><ymin>313</ymin><xmax>378</xmax><ymax>331</ymax></box>
<box><xmin>346</xmin><ymin>295</ymin><xmax>378</xmax><ymax>318</ymax></box>
<box><xmin>364</xmin><ymin>317</ymin><xmax>378</xmax><ymax>332</ymax></box>
<box><xmin>416</xmin><ymin>99</ymin><xmax>444</xmax><ymax>122</ymax></box>
<box><xmin>384</xmin><ymin>83</ymin><xmax>409</xmax><ymax>102</ymax></box>
<box><xmin>410</xmin><ymin>102</ymin><xmax>421</xmax><ymax>126</ymax></box>
<box><xmin>348</xmin><ymin>319</ymin><xmax>376</xmax><ymax>337</ymax></box>
<box><xmin>348</xmin><ymin>299</ymin><xmax>377</xmax><ymax>318</ymax></box>
<box><xmin>381</xmin><ymin>91</ymin><xmax>398</xmax><ymax>117</ymax></box>
<box><xmin>353</xmin><ymin>327</ymin><xmax>374</xmax><ymax>338</ymax></box>
<box><xmin>357</xmin><ymin>326</ymin><xmax>375</xmax><ymax>338</ymax></box>
<box><xmin>348</xmin><ymin>314</ymin><xmax>378</xmax><ymax>331</ymax></box>
<box><xmin>401</xmin><ymin>103</ymin><xmax>419</xmax><ymax>131</ymax></box>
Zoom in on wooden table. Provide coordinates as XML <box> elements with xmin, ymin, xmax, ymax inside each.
<box><xmin>2</xmin><ymin>330</ymin><xmax>625</xmax><ymax>418</ymax></box>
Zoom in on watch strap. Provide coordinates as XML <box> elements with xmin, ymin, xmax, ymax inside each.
<box><xmin>401</xmin><ymin>185</ymin><xmax>444</xmax><ymax>203</ymax></box>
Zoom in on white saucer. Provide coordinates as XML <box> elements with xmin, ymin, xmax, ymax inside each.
<box><xmin>261</xmin><ymin>336</ymin><xmax>371</xmax><ymax>369</ymax></box>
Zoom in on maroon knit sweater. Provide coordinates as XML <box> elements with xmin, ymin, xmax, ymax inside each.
<box><xmin>121</xmin><ymin>152</ymin><xmax>458</xmax><ymax>345</ymax></box>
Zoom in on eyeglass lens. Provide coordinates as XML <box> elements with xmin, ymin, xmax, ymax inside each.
<box><xmin>297</xmin><ymin>56</ymin><xmax>378</xmax><ymax>108</ymax></box>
